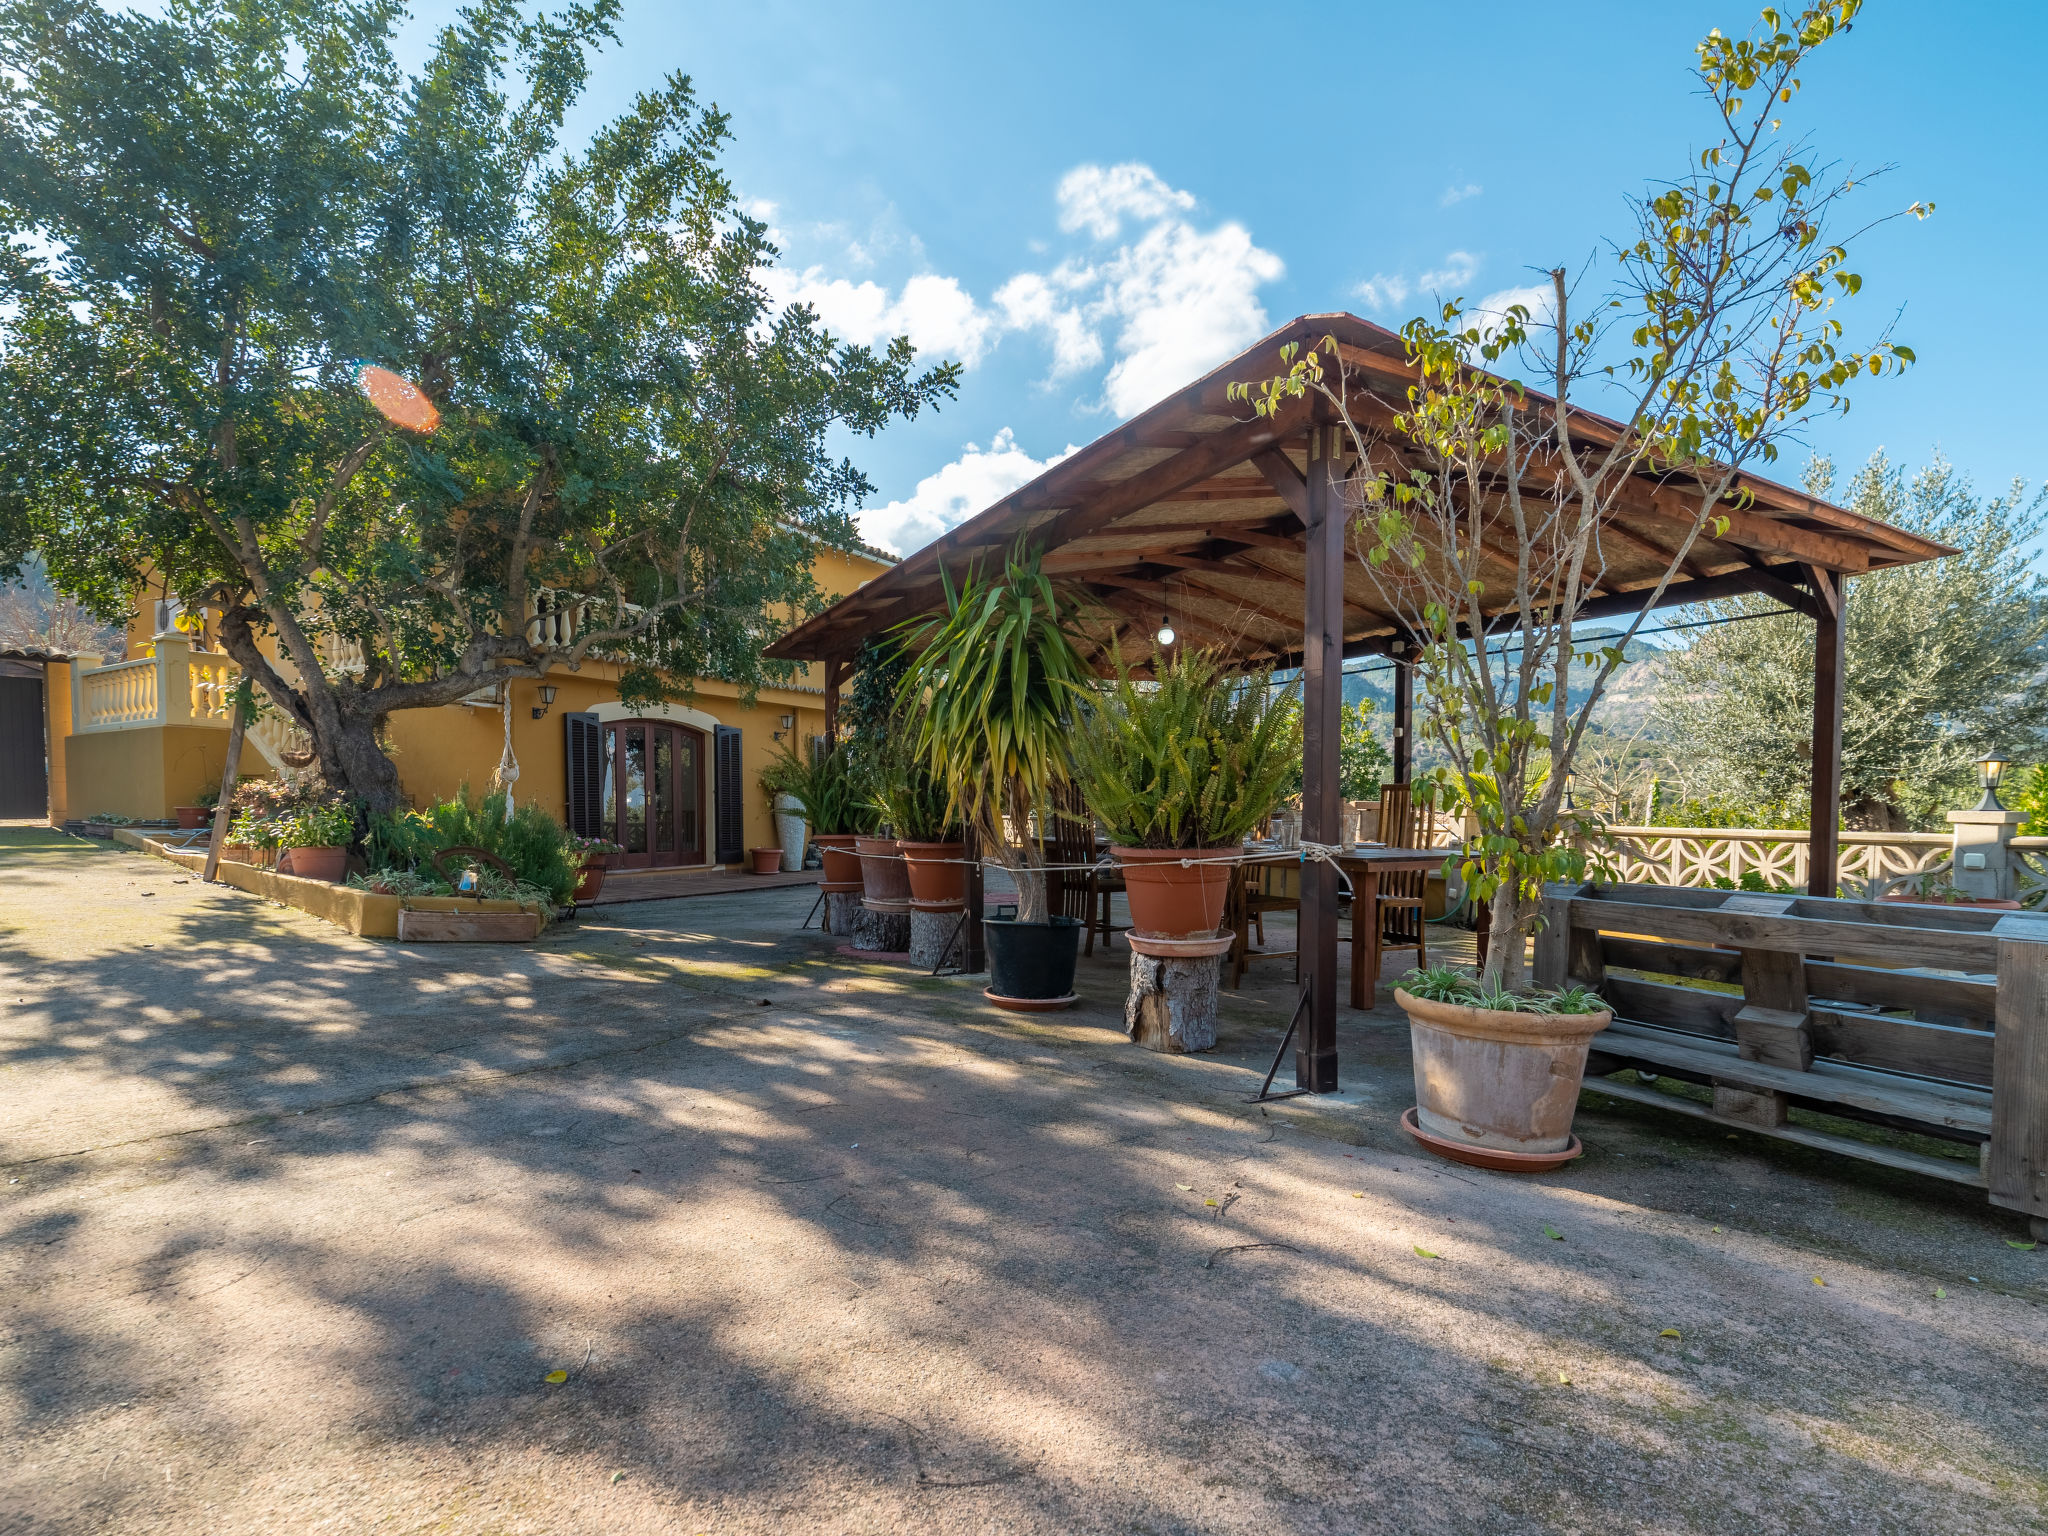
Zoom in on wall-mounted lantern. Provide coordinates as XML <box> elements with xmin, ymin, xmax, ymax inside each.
<box><xmin>531</xmin><ymin>683</ymin><xmax>558</xmax><ymax>721</ymax></box>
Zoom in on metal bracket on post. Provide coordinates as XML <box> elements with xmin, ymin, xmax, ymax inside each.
<box><xmin>1246</xmin><ymin>981</ymin><xmax>1314</xmax><ymax>1104</ymax></box>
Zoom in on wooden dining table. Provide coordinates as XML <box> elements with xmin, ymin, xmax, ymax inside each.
<box><xmin>1228</xmin><ymin>845</ymin><xmax>1453</xmax><ymax>1009</ymax></box>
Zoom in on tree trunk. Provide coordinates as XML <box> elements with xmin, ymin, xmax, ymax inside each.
<box><xmin>1484</xmin><ymin>882</ymin><xmax>1531</xmax><ymax>990</ymax></box>
<box><xmin>323</xmin><ymin>698</ymin><xmax>405</xmax><ymax>814</ymax></box>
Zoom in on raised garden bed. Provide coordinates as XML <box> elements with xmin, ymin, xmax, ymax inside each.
<box><xmin>122</xmin><ymin>830</ymin><xmax>545</xmax><ymax>941</ymax></box>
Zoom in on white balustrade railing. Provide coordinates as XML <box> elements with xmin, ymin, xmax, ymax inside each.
<box><xmin>1598</xmin><ymin>825</ymin><xmax>1956</xmax><ymax>899</ymax></box>
<box><xmin>78</xmin><ymin>656</ymin><xmax>161</xmax><ymax>727</ymax></box>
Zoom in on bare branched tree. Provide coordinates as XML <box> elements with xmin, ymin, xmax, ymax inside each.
<box><xmin>1239</xmin><ymin>0</ymin><xmax>1928</xmax><ymax>983</ymax></box>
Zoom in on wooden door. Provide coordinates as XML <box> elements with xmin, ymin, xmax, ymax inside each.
<box><xmin>0</xmin><ymin>673</ymin><xmax>46</xmax><ymax>820</ymax></box>
<box><xmin>601</xmin><ymin>720</ymin><xmax>704</xmax><ymax>868</ymax></box>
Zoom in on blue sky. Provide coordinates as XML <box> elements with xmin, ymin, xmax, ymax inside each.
<box><xmin>415</xmin><ymin>0</ymin><xmax>2045</xmax><ymax>554</ymax></box>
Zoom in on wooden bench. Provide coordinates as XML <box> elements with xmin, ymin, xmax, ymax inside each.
<box><xmin>1534</xmin><ymin>882</ymin><xmax>2048</xmax><ymax>1237</ymax></box>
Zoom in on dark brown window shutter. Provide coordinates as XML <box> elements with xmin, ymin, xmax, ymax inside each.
<box><xmin>564</xmin><ymin>712</ymin><xmax>603</xmax><ymax>836</ymax></box>
<box><xmin>714</xmin><ymin>725</ymin><xmax>743</xmax><ymax>864</ymax></box>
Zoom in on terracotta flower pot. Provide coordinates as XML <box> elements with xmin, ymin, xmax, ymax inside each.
<box><xmin>1394</xmin><ymin>987</ymin><xmax>1613</xmax><ymax>1160</ymax></box>
<box><xmin>221</xmin><ymin>844</ymin><xmax>253</xmax><ymax>864</ymax></box>
<box><xmin>1114</xmin><ymin>845</ymin><xmax>1236</xmax><ymax>939</ymax></box>
<box><xmin>286</xmin><ymin>845</ymin><xmax>348</xmax><ymax>883</ymax></box>
<box><xmin>855</xmin><ymin>835</ymin><xmax>911</xmax><ymax>912</ymax></box>
<box><xmin>573</xmin><ymin>863</ymin><xmax>608</xmax><ymax>902</ymax></box>
<box><xmin>900</xmin><ymin>841</ymin><xmax>967</xmax><ymax>910</ymax></box>
<box><xmin>175</xmin><ymin>805</ymin><xmax>207</xmax><ymax>830</ymax></box>
<box><xmin>813</xmin><ymin>833</ymin><xmax>862</xmax><ymax>892</ymax></box>
<box><xmin>750</xmin><ymin>846</ymin><xmax>783</xmax><ymax>875</ymax></box>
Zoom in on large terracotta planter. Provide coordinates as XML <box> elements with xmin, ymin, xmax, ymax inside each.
<box><xmin>813</xmin><ymin>833</ymin><xmax>861</xmax><ymax>893</ymax></box>
<box><xmin>855</xmin><ymin>835</ymin><xmax>912</xmax><ymax>913</ymax></box>
<box><xmin>573</xmin><ymin>863</ymin><xmax>608</xmax><ymax>902</ymax></box>
<box><xmin>1114</xmin><ymin>845</ymin><xmax>1236</xmax><ymax>939</ymax></box>
<box><xmin>1395</xmin><ymin>987</ymin><xmax>1612</xmax><ymax>1162</ymax></box>
<box><xmin>750</xmin><ymin>846</ymin><xmax>783</xmax><ymax>875</ymax></box>
<box><xmin>286</xmin><ymin>845</ymin><xmax>348</xmax><ymax>883</ymax></box>
<box><xmin>899</xmin><ymin>840</ymin><xmax>967</xmax><ymax>910</ymax></box>
<box><xmin>175</xmin><ymin>805</ymin><xmax>207</xmax><ymax>830</ymax></box>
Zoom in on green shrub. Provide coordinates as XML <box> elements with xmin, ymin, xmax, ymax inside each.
<box><xmin>364</xmin><ymin>785</ymin><xmax>577</xmax><ymax>905</ymax></box>
<box><xmin>1069</xmin><ymin>646</ymin><xmax>1302</xmax><ymax>849</ymax></box>
<box><xmin>279</xmin><ymin>803</ymin><xmax>355</xmax><ymax>848</ymax></box>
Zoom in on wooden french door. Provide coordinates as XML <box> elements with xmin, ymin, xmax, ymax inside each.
<box><xmin>601</xmin><ymin>720</ymin><xmax>705</xmax><ymax>868</ymax></box>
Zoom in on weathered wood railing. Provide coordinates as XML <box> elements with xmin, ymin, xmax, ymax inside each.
<box><xmin>1535</xmin><ymin>881</ymin><xmax>2048</xmax><ymax>1237</ymax></box>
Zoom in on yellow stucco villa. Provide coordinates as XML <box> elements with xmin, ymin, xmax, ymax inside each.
<box><xmin>31</xmin><ymin>541</ymin><xmax>890</xmax><ymax>869</ymax></box>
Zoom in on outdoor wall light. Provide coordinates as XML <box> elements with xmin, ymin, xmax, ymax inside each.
<box><xmin>775</xmin><ymin>712</ymin><xmax>795</xmax><ymax>742</ymax></box>
<box><xmin>1976</xmin><ymin>755</ymin><xmax>2010</xmax><ymax>811</ymax></box>
<box><xmin>531</xmin><ymin>683</ymin><xmax>558</xmax><ymax>721</ymax></box>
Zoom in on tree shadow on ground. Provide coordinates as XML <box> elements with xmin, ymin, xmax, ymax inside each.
<box><xmin>3</xmin><ymin>829</ymin><xmax>2045</xmax><ymax>1533</ymax></box>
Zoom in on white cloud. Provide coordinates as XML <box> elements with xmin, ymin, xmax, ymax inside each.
<box><xmin>1439</xmin><ymin>182</ymin><xmax>1483</xmax><ymax>207</ymax></box>
<box><xmin>1055</xmin><ymin>162</ymin><xmax>1196</xmax><ymax>240</ymax></box>
<box><xmin>762</xmin><ymin>267</ymin><xmax>1001</xmax><ymax>367</ymax></box>
<box><xmin>1465</xmin><ymin>283</ymin><xmax>1555</xmax><ymax>339</ymax></box>
<box><xmin>859</xmin><ymin>429</ymin><xmax>1077</xmax><ymax>555</ymax></box>
<box><xmin>1356</xmin><ymin>250</ymin><xmax>1481</xmax><ymax>316</ymax></box>
<box><xmin>757</xmin><ymin>160</ymin><xmax>1283</xmax><ymax>417</ymax></box>
<box><xmin>1354</xmin><ymin>272</ymin><xmax>1411</xmax><ymax>311</ymax></box>
<box><xmin>1420</xmin><ymin>250</ymin><xmax>1479</xmax><ymax>291</ymax></box>
<box><xmin>1094</xmin><ymin>218</ymin><xmax>1284</xmax><ymax>418</ymax></box>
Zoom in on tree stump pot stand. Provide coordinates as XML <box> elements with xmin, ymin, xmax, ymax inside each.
<box><xmin>1125</xmin><ymin>931</ymin><xmax>1235</xmax><ymax>1053</ymax></box>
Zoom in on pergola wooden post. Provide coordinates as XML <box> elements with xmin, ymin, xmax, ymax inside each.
<box><xmin>1390</xmin><ymin>642</ymin><xmax>1413</xmax><ymax>785</ymax></box>
<box><xmin>764</xmin><ymin>312</ymin><xmax>1949</xmax><ymax>1091</ymax></box>
<box><xmin>1806</xmin><ymin>568</ymin><xmax>1846</xmax><ymax>897</ymax></box>
<box><xmin>1297</xmin><ymin>423</ymin><xmax>1344</xmax><ymax>1092</ymax></box>
<box><xmin>822</xmin><ymin>658</ymin><xmax>845</xmax><ymax>750</ymax></box>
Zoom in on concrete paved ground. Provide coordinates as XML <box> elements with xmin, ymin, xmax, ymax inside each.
<box><xmin>3</xmin><ymin>825</ymin><xmax>2044</xmax><ymax>1534</ymax></box>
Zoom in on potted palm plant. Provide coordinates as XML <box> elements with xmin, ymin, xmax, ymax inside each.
<box><xmin>1070</xmin><ymin>645</ymin><xmax>1301</xmax><ymax>938</ymax></box>
<box><xmin>895</xmin><ymin>543</ymin><xmax>1094</xmax><ymax>1009</ymax></box>
<box><xmin>872</xmin><ymin>739</ymin><xmax>967</xmax><ymax>911</ymax></box>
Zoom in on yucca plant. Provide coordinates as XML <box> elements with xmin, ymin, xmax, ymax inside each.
<box><xmin>894</xmin><ymin>541</ymin><xmax>1094</xmax><ymax>924</ymax></box>
<box><xmin>1069</xmin><ymin>645</ymin><xmax>1301</xmax><ymax>849</ymax></box>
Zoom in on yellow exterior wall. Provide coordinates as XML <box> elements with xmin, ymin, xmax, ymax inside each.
<box><xmin>44</xmin><ymin>663</ymin><xmax>70</xmax><ymax>824</ymax></box>
<box><xmin>64</xmin><ymin>725</ymin><xmax>240</xmax><ymax>821</ymax></box>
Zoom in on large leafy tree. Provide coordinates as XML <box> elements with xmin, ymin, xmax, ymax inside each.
<box><xmin>1652</xmin><ymin>451</ymin><xmax>2048</xmax><ymax>829</ymax></box>
<box><xmin>0</xmin><ymin>0</ymin><xmax>957</xmax><ymax>811</ymax></box>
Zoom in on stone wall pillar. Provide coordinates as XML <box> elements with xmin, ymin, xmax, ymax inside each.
<box><xmin>1947</xmin><ymin>808</ymin><xmax>2029</xmax><ymax>901</ymax></box>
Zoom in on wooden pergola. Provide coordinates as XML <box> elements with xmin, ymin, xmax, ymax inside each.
<box><xmin>767</xmin><ymin>311</ymin><xmax>1953</xmax><ymax>1093</ymax></box>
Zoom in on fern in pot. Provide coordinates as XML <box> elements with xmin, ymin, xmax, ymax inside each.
<box><xmin>1069</xmin><ymin>645</ymin><xmax>1301</xmax><ymax>939</ymax></box>
<box><xmin>770</xmin><ymin>738</ymin><xmax>874</xmax><ymax>890</ymax></box>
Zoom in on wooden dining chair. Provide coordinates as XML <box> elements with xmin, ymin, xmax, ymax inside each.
<box><xmin>1368</xmin><ymin>783</ymin><xmax>1429</xmax><ymax>986</ymax></box>
<box><xmin>1044</xmin><ymin>781</ymin><xmax>1096</xmax><ymax>927</ymax></box>
<box><xmin>1232</xmin><ymin>858</ymin><xmax>1300</xmax><ymax>986</ymax></box>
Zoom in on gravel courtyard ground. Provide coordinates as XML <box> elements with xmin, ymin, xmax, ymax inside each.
<box><xmin>3</xmin><ymin>825</ymin><xmax>2045</xmax><ymax>1534</ymax></box>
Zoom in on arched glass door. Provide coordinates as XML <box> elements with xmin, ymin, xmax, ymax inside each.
<box><xmin>600</xmin><ymin>720</ymin><xmax>704</xmax><ymax>867</ymax></box>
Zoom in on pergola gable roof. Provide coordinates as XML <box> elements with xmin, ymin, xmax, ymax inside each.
<box><xmin>768</xmin><ymin>311</ymin><xmax>1950</xmax><ymax>666</ymax></box>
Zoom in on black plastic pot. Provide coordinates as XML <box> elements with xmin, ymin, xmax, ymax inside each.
<box><xmin>983</xmin><ymin>915</ymin><xmax>1083</xmax><ymax>1004</ymax></box>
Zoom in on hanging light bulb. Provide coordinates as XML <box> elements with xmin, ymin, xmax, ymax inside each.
<box><xmin>1156</xmin><ymin>612</ymin><xmax>1176</xmax><ymax>648</ymax></box>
